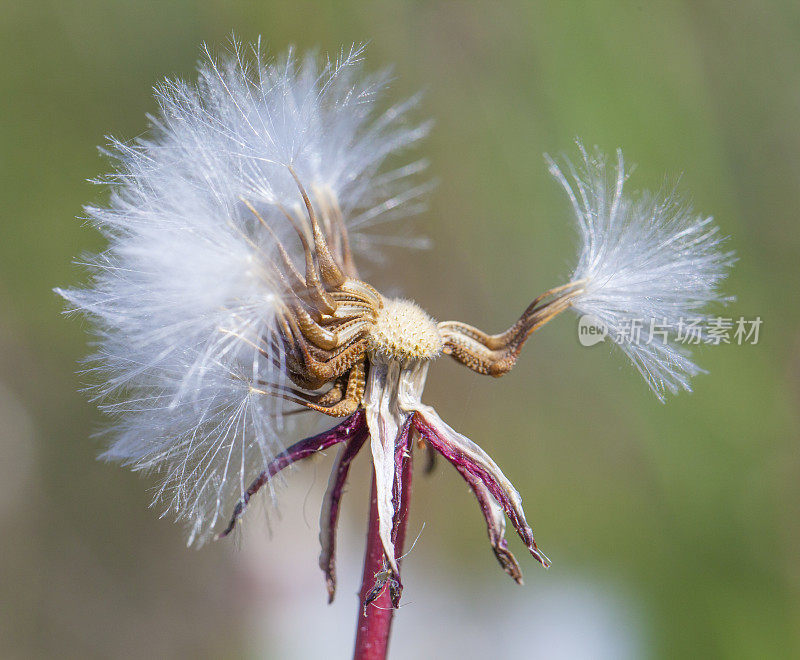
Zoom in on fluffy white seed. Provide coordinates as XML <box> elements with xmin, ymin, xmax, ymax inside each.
<box><xmin>548</xmin><ymin>143</ymin><xmax>735</xmax><ymax>400</ymax></box>
<box><xmin>56</xmin><ymin>41</ymin><xmax>429</xmax><ymax>544</ymax></box>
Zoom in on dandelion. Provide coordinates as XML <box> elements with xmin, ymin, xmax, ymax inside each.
<box><xmin>57</xmin><ymin>39</ymin><xmax>733</xmax><ymax>659</ymax></box>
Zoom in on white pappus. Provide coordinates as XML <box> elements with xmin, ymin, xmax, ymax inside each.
<box><xmin>548</xmin><ymin>144</ymin><xmax>735</xmax><ymax>400</ymax></box>
<box><xmin>57</xmin><ymin>41</ymin><xmax>430</xmax><ymax>545</ymax></box>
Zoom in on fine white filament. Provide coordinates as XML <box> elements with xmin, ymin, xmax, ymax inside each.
<box><xmin>548</xmin><ymin>144</ymin><xmax>735</xmax><ymax>400</ymax></box>
<box><xmin>56</xmin><ymin>41</ymin><xmax>429</xmax><ymax>544</ymax></box>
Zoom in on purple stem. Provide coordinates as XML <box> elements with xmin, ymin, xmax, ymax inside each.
<box><xmin>353</xmin><ymin>417</ymin><xmax>414</xmax><ymax>660</ymax></box>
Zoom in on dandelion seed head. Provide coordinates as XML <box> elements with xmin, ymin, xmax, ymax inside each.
<box><xmin>56</xmin><ymin>33</ymin><xmax>735</xmax><ymax>596</ymax></box>
<box><xmin>56</xmin><ymin>40</ymin><xmax>430</xmax><ymax>543</ymax></box>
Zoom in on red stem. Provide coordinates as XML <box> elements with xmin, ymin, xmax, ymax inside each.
<box><xmin>353</xmin><ymin>457</ymin><xmax>413</xmax><ymax>660</ymax></box>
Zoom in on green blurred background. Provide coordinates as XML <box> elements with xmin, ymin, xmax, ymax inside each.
<box><xmin>2</xmin><ymin>1</ymin><xmax>798</xmax><ymax>658</ymax></box>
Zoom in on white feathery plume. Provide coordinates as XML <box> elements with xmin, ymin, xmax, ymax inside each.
<box><xmin>56</xmin><ymin>40</ymin><xmax>429</xmax><ymax>544</ymax></box>
<box><xmin>547</xmin><ymin>143</ymin><xmax>735</xmax><ymax>400</ymax></box>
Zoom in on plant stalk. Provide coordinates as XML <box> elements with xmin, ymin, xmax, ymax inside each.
<box><xmin>352</xmin><ymin>454</ymin><xmax>413</xmax><ymax>659</ymax></box>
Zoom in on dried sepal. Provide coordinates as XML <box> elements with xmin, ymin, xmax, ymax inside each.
<box><xmin>412</xmin><ymin>405</ymin><xmax>550</xmax><ymax>568</ymax></box>
<box><xmin>319</xmin><ymin>425</ymin><xmax>369</xmax><ymax>603</ymax></box>
<box><xmin>217</xmin><ymin>410</ymin><xmax>366</xmax><ymax>539</ymax></box>
<box><xmin>451</xmin><ymin>456</ymin><xmax>524</xmax><ymax>584</ymax></box>
<box><xmin>364</xmin><ymin>360</ymin><xmax>406</xmax><ymax>576</ymax></box>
